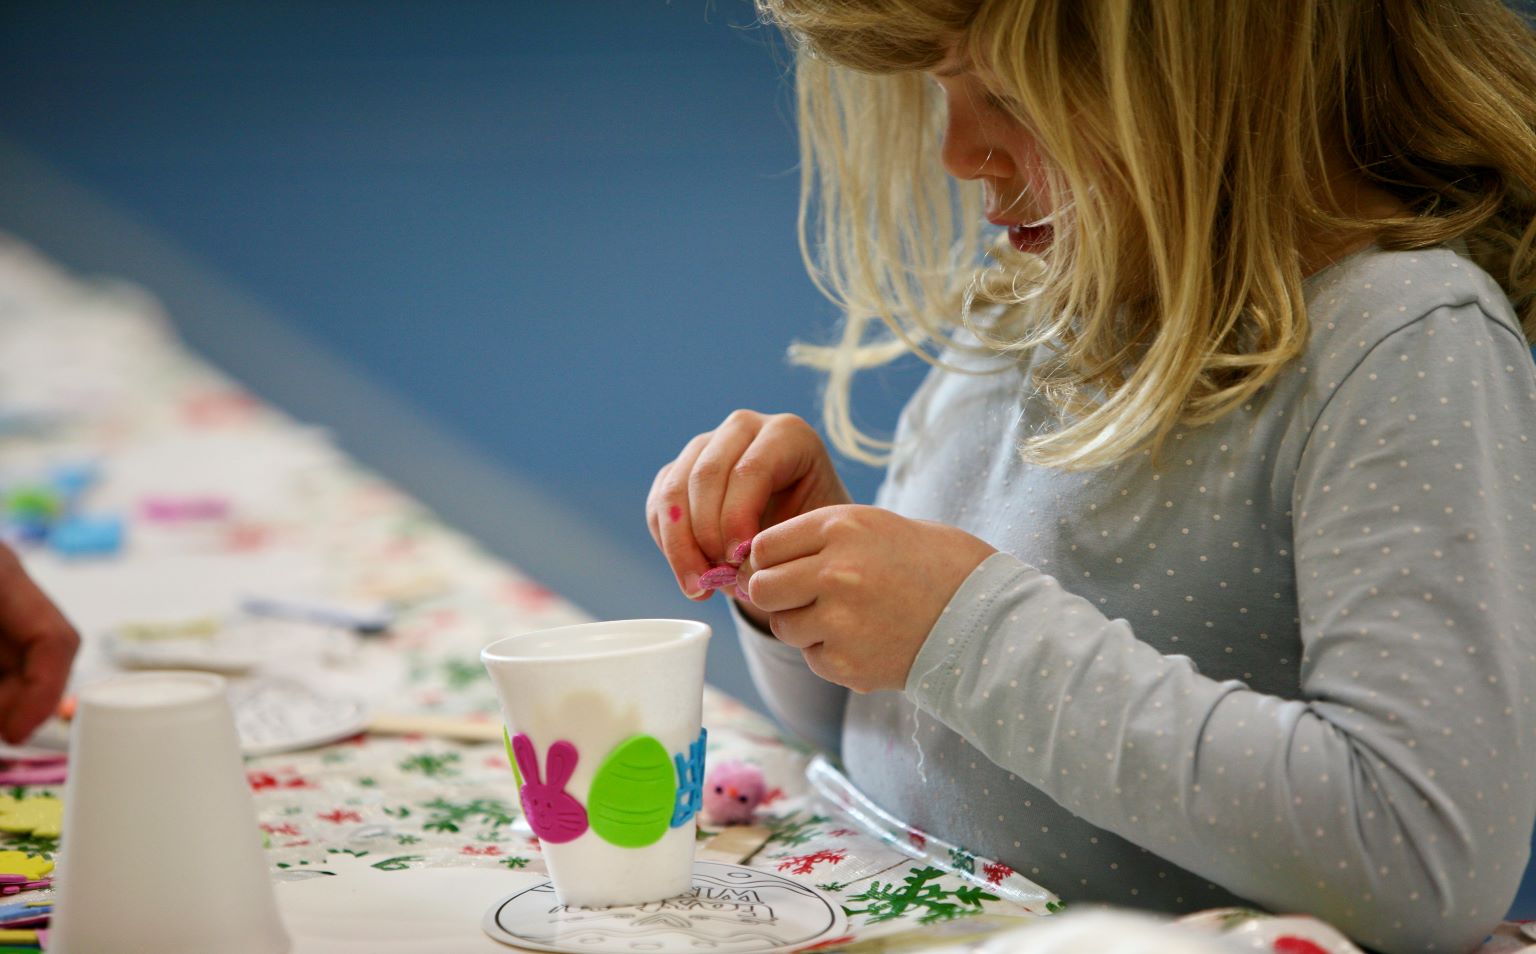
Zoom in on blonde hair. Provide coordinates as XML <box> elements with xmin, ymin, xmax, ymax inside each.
<box><xmin>760</xmin><ymin>0</ymin><xmax>1536</xmax><ymax>469</ymax></box>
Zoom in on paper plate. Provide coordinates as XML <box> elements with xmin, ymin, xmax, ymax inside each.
<box><xmin>483</xmin><ymin>860</ymin><xmax>847</xmax><ymax>953</ymax></box>
<box><xmin>228</xmin><ymin>677</ymin><xmax>369</xmax><ymax>756</ymax></box>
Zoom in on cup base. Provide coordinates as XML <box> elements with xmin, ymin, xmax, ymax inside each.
<box><xmin>548</xmin><ymin>867</ymin><xmax>692</xmax><ymax>909</ymax></box>
<box><xmin>483</xmin><ymin>860</ymin><xmax>846</xmax><ymax>953</ymax></box>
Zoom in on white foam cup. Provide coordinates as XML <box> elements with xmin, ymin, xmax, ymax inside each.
<box><xmin>481</xmin><ymin>619</ymin><xmax>711</xmax><ymax>908</ymax></box>
<box><xmin>50</xmin><ymin>672</ymin><xmax>291</xmax><ymax>953</ymax></box>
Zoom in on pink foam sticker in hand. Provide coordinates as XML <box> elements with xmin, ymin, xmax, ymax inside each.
<box><xmin>511</xmin><ymin>734</ymin><xmax>589</xmax><ymax>844</ymax></box>
<box><xmin>697</xmin><ymin>566</ymin><xmax>738</xmax><ymax>590</ymax></box>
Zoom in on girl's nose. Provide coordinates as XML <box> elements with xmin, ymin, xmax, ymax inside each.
<box><xmin>940</xmin><ymin>99</ymin><xmax>1011</xmax><ymax>182</ymax></box>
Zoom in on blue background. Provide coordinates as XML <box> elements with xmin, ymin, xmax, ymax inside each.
<box><xmin>1</xmin><ymin>0</ymin><xmax>1532</xmax><ymax>920</ymax></box>
<box><xmin>0</xmin><ymin>0</ymin><xmax>929</xmax><ymax>719</ymax></box>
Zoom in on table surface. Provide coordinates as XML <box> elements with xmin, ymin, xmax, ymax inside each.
<box><xmin>2</xmin><ymin>233</ymin><xmax>1531</xmax><ymax>954</ymax></box>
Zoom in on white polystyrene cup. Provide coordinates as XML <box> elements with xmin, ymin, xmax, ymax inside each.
<box><xmin>51</xmin><ymin>672</ymin><xmax>291</xmax><ymax>954</ymax></box>
<box><xmin>481</xmin><ymin>619</ymin><xmax>711</xmax><ymax>908</ymax></box>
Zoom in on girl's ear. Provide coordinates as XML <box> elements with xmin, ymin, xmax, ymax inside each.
<box><xmin>544</xmin><ymin>740</ymin><xmax>579</xmax><ymax>789</ymax></box>
<box><xmin>511</xmin><ymin>733</ymin><xmax>542</xmax><ymax>786</ymax></box>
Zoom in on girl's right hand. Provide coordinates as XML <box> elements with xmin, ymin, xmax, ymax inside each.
<box><xmin>646</xmin><ymin>411</ymin><xmax>852</xmax><ymax>618</ymax></box>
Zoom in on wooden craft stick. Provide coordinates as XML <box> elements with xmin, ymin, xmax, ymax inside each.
<box><xmin>366</xmin><ymin>713</ymin><xmax>504</xmax><ymax>743</ymax></box>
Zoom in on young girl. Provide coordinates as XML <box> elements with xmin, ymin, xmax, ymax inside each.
<box><xmin>646</xmin><ymin>2</ymin><xmax>1536</xmax><ymax>951</ymax></box>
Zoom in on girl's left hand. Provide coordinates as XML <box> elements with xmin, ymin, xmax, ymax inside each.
<box><xmin>737</xmin><ymin>505</ymin><xmax>996</xmax><ymax>693</ymax></box>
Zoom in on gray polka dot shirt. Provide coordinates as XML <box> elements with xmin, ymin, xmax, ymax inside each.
<box><xmin>736</xmin><ymin>246</ymin><xmax>1536</xmax><ymax>954</ymax></box>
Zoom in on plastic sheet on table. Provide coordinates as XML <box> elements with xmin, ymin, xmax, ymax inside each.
<box><xmin>805</xmin><ymin>754</ymin><xmax>1058</xmax><ymax>913</ymax></box>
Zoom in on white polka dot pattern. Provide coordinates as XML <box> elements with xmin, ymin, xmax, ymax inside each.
<box><xmin>736</xmin><ymin>246</ymin><xmax>1536</xmax><ymax>954</ymax></box>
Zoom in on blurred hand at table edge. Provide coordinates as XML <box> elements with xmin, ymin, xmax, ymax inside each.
<box><xmin>647</xmin><ymin>410</ymin><xmax>853</xmax><ymax>631</ymax></box>
<box><xmin>0</xmin><ymin>542</ymin><xmax>81</xmax><ymax>743</ymax></box>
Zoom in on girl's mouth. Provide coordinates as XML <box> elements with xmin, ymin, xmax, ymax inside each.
<box><xmin>1009</xmin><ymin>222</ymin><xmax>1054</xmax><ymax>253</ymax></box>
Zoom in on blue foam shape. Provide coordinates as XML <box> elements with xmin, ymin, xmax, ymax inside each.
<box><xmin>49</xmin><ymin>514</ymin><xmax>124</xmax><ymax>557</ymax></box>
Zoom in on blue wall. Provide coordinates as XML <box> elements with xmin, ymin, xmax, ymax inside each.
<box><xmin>0</xmin><ymin>1</ymin><xmax>928</xmax><ymax>712</ymax></box>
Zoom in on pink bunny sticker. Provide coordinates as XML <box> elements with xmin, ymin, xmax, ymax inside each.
<box><xmin>511</xmin><ymin>733</ymin><xmax>589</xmax><ymax>844</ymax></box>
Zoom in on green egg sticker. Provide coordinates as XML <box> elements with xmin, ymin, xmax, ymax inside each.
<box><xmin>504</xmin><ymin>726</ymin><xmax>524</xmax><ymax>790</ymax></box>
<box><xmin>587</xmin><ymin>734</ymin><xmax>676</xmax><ymax>848</ymax></box>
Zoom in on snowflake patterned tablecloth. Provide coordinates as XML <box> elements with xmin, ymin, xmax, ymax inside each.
<box><xmin>1</xmin><ymin>233</ymin><xmax>1531</xmax><ymax>954</ymax></box>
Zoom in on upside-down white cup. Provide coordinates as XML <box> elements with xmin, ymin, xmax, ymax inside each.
<box><xmin>51</xmin><ymin>672</ymin><xmax>291</xmax><ymax>954</ymax></box>
<box><xmin>481</xmin><ymin>619</ymin><xmax>711</xmax><ymax>908</ymax></box>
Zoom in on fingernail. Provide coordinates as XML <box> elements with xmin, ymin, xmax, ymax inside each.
<box><xmin>683</xmin><ymin>573</ymin><xmax>704</xmax><ymax>599</ymax></box>
<box><xmin>734</xmin><ymin>585</ymin><xmax>750</xmax><ymax>602</ymax></box>
<box><xmin>729</xmin><ymin>538</ymin><xmax>753</xmax><ymax>564</ymax></box>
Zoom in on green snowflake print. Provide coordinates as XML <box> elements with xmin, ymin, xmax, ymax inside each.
<box><xmin>763</xmin><ymin>813</ymin><xmax>829</xmax><ymax>849</ymax></box>
<box><xmin>371</xmin><ymin>855</ymin><xmax>424</xmax><ymax>871</ymax></box>
<box><xmin>420</xmin><ymin>797</ymin><xmax>516</xmax><ymax>835</ymax></box>
<box><xmin>441</xmin><ymin>658</ymin><xmax>488</xmax><ymax>689</ymax></box>
<box><xmin>399</xmin><ymin>752</ymin><xmax>462</xmax><ymax>778</ymax></box>
<box><xmin>843</xmin><ymin>866</ymin><xmax>1000</xmax><ymax>925</ymax></box>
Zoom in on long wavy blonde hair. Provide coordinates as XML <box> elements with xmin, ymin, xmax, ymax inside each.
<box><xmin>758</xmin><ymin>0</ymin><xmax>1536</xmax><ymax>469</ymax></box>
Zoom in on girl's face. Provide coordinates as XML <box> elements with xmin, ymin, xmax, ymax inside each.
<box><xmin>929</xmin><ymin>58</ymin><xmax>1056</xmax><ymax>255</ymax></box>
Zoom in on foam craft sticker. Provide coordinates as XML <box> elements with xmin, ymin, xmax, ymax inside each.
<box><xmin>0</xmin><ymin>853</ymin><xmax>51</xmax><ymax>882</ymax></box>
<box><xmin>587</xmin><ymin>735</ymin><xmax>675</xmax><ymax>848</ymax></box>
<box><xmin>0</xmin><ymin>797</ymin><xmax>62</xmax><ymax>838</ymax></box>
<box><xmin>510</xmin><ymin>734</ymin><xmax>588</xmax><ymax>844</ymax></box>
<box><xmin>697</xmin><ymin>565</ymin><xmax>737</xmax><ymax>590</ymax></box>
<box><xmin>670</xmin><ymin>727</ymin><xmax>707</xmax><ymax>828</ymax></box>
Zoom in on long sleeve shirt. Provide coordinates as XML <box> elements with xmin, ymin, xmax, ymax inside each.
<box><xmin>737</xmin><ymin>245</ymin><xmax>1536</xmax><ymax>954</ymax></box>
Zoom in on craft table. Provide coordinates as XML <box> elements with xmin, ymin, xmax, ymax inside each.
<box><xmin>0</xmin><ymin>233</ymin><xmax>1531</xmax><ymax>953</ymax></box>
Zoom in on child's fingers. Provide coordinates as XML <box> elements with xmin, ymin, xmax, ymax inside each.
<box><xmin>687</xmin><ymin>411</ymin><xmax>763</xmax><ymax>564</ymax></box>
<box><xmin>764</xmin><ymin>603</ymin><xmax>821</xmax><ymax>651</ymax></box>
<box><xmin>740</xmin><ymin>556</ymin><xmax>820</xmax><ymax>614</ymax></box>
<box><xmin>718</xmin><ymin>414</ymin><xmax>817</xmax><ymax>563</ymax></box>
<box><xmin>653</xmin><ymin>434</ymin><xmax>715</xmax><ymax>599</ymax></box>
<box><xmin>743</xmin><ymin>506</ymin><xmax>834</xmax><ymax>573</ymax></box>
<box><xmin>644</xmin><ymin>462</ymin><xmax>672</xmax><ymax>552</ymax></box>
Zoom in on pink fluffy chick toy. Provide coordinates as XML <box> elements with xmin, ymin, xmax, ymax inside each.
<box><xmin>702</xmin><ymin>760</ymin><xmax>766</xmax><ymax>825</ymax></box>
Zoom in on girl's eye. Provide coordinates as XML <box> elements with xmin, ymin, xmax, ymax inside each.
<box><xmin>983</xmin><ymin>91</ymin><xmax>1017</xmax><ymax>115</ymax></box>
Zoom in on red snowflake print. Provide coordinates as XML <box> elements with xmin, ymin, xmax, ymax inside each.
<box><xmin>982</xmin><ymin>861</ymin><xmax>1014</xmax><ymax>885</ymax></box>
<box><xmin>907</xmin><ymin>830</ymin><xmax>927</xmax><ymax>849</ymax></box>
<box><xmin>248</xmin><ymin>769</ymin><xmax>313</xmax><ymax>791</ymax></box>
<box><xmin>500</xmin><ymin>580</ymin><xmax>554</xmax><ymax>611</ymax></box>
<box><xmin>316</xmin><ymin>809</ymin><xmax>363</xmax><ymax>824</ymax></box>
<box><xmin>828</xmin><ymin>828</ymin><xmax>859</xmax><ymax>837</ymax></box>
<box><xmin>260</xmin><ymin>823</ymin><xmax>300</xmax><ymax>837</ymax></box>
<box><xmin>182</xmin><ymin>390</ymin><xmax>259</xmax><ymax>426</ymax></box>
<box><xmin>777</xmin><ymin>849</ymin><xmax>847</xmax><ymax>875</ymax></box>
<box><xmin>461</xmin><ymin>845</ymin><xmax>503</xmax><ymax>856</ymax></box>
<box><xmin>1273</xmin><ymin>937</ymin><xmax>1331</xmax><ymax>954</ymax></box>
<box><xmin>224</xmin><ymin>522</ymin><xmax>272</xmax><ymax>551</ymax></box>
<box><xmin>792</xmin><ymin>936</ymin><xmax>857</xmax><ymax>952</ymax></box>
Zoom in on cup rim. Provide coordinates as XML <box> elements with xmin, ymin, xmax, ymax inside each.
<box><xmin>480</xmin><ymin>618</ymin><xmax>710</xmax><ymax>665</ymax></box>
<box><xmin>76</xmin><ymin>670</ymin><xmax>228</xmax><ymax>710</ymax></box>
